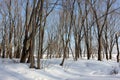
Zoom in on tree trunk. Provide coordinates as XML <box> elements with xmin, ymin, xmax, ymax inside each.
<box><xmin>109</xmin><ymin>49</ymin><xmax>112</xmax><ymax>59</ymax></box>
<box><xmin>20</xmin><ymin>36</ymin><xmax>28</xmax><ymax>63</ymax></box>
<box><xmin>60</xmin><ymin>43</ymin><xmax>67</xmax><ymax>66</ymax></box>
<box><xmin>20</xmin><ymin>0</ymin><xmax>29</xmax><ymax>63</ymax></box>
<box><xmin>98</xmin><ymin>35</ymin><xmax>102</xmax><ymax>61</ymax></box>
<box><xmin>116</xmin><ymin>34</ymin><xmax>119</xmax><ymax>62</ymax></box>
<box><xmin>29</xmin><ymin>39</ymin><xmax>35</xmax><ymax>68</ymax></box>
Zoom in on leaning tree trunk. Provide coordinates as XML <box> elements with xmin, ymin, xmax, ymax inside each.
<box><xmin>20</xmin><ymin>0</ymin><xmax>29</xmax><ymax>63</ymax></box>
<box><xmin>60</xmin><ymin>40</ymin><xmax>68</xmax><ymax>66</ymax></box>
<box><xmin>20</xmin><ymin>34</ymin><xmax>29</xmax><ymax>63</ymax></box>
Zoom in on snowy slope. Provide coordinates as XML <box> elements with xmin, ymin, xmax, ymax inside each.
<box><xmin>0</xmin><ymin>58</ymin><xmax>120</xmax><ymax>80</ymax></box>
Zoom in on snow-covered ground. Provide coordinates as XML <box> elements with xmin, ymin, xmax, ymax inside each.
<box><xmin>0</xmin><ymin>58</ymin><xmax>120</xmax><ymax>80</ymax></box>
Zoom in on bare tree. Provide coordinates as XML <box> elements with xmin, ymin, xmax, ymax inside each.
<box><xmin>60</xmin><ymin>0</ymin><xmax>75</xmax><ymax>66</ymax></box>
<box><xmin>73</xmin><ymin>0</ymin><xmax>84</xmax><ymax>60</ymax></box>
<box><xmin>89</xmin><ymin>0</ymin><xmax>118</xmax><ymax>61</ymax></box>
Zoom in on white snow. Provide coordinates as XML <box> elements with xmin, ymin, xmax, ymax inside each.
<box><xmin>0</xmin><ymin>58</ymin><xmax>120</xmax><ymax>80</ymax></box>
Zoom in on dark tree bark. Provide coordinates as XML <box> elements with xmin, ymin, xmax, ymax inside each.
<box><xmin>20</xmin><ymin>0</ymin><xmax>29</xmax><ymax>63</ymax></box>
<box><xmin>116</xmin><ymin>34</ymin><xmax>119</xmax><ymax>62</ymax></box>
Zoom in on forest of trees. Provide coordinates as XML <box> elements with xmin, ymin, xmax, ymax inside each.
<box><xmin>0</xmin><ymin>0</ymin><xmax>120</xmax><ymax>69</ymax></box>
